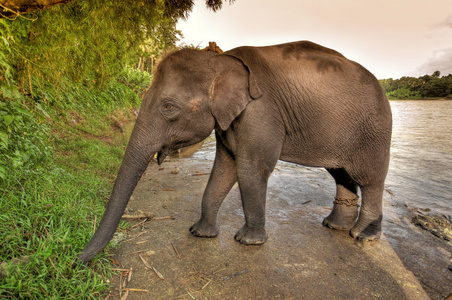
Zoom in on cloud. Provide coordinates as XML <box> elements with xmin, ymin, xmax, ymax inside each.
<box><xmin>435</xmin><ymin>15</ymin><xmax>452</xmax><ymax>29</ymax></box>
<box><xmin>414</xmin><ymin>48</ymin><xmax>452</xmax><ymax>76</ymax></box>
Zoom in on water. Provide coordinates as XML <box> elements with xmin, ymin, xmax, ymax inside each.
<box><xmin>386</xmin><ymin>100</ymin><xmax>452</xmax><ymax>214</ymax></box>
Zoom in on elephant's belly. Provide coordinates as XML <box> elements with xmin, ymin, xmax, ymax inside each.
<box><xmin>279</xmin><ymin>144</ymin><xmax>341</xmax><ymax>169</ymax></box>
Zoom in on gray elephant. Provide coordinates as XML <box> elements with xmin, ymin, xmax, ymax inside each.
<box><xmin>78</xmin><ymin>41</ymin><xmax>392</xmax><ymax>264</ymax></box>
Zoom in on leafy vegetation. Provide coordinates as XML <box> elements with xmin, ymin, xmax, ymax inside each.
<box><xmin>0</xmin><ymin>0</ymin><xmax>197</xmax><ymax>298</ymax></box>
<box><xmin>0</xmin><ymin>0</ymin><xmax>187</xmax><ymax>91</ymax></box>
<box><xmin>379</xmin><ymin>71</ymin><xmax>452</xmax><ymax>100</ymax></box>
<box><xmin>0</xmin><ymin>73</ymin><xmax>149</xmax><ymax>297</ymax></box>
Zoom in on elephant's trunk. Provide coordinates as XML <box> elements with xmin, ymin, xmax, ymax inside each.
<box><xmin>78</xmin><ymin>119</ymin><xmax>157</xmax><ymax>264</ymax></box>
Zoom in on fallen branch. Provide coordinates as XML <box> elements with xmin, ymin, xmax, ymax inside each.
<box><xmin>127</xmin><ymin>268</ymin><xmax>133</xmax><ymax>282</ymax></box>
<box><xmin>138</xmin><ymin>254</ymin><xmax>153</xmax><ymax>269</ymax></box>
<box><xmin>152</xmin><ymin>216</ymin><xmax>175</xmax><ymax>220</ymax></box>
<box><xmin>138</xmin><ymin>254</ymin><xmax>164</xmax><ymax>280</ymax></box>
<box><xmin>201</xmin><ymin>279</ymin><xmax>212</xmax><ymax>290</ymax></box>
<box><xmin>120</xmin><ymin>289</ymin><xmax>128</xmax><ymax>300</ymax></box>
<box><xmin>171</xmin><ymin>241</ymin><xmax>181</xmax><ymax>258</ymax></box>
<box><xmin>130</xmin><ymin>219</ymin><xmax>149</xmax><ymax>228</ymax></box>
<box><xmin>151</xmin><ymin>266</ymin><xmax>165</xmax><ymax>280</ymax></box>
<box><xmin>121</xmin><ymin>211</ymin><xmax>154</xmax><ymax>219</ymax></box>
<box><xmin>123</xmin><ymin>288</ymin><xmax>149</xmax><ymax>292</ymax></box>
<box><xmin>121</xmin><ymin>211</ymin><xmax>174</xmax><ymax>220</ymax></box>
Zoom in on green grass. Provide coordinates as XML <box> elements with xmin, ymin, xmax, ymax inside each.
<box><xmin>0</xmin><ymin>73</ymin><xmax>148</xmax><ymax>298</ymax></box>
<box><xmin>0</xmin><ymin>168</ymin><xmax>112</xmax><ymax>298</ymax></box>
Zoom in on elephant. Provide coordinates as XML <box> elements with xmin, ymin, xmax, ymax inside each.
<box><xmin>78</xmin><ymin>41</ymin><xmax>392</xmax><ymax>264</ymax></box>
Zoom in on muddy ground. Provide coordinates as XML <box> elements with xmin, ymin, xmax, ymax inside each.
<box><xmin>103</xmin><ymin>155</ymin><xmax>452</xmax><ymax>299</ymax></box>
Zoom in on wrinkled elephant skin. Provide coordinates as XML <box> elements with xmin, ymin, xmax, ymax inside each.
<box><xmin>78</xmin><ymin>41</ymin><xmax>392</xmax><ymax>264</ymax></box>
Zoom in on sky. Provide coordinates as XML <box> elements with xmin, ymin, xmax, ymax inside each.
<box><xmin>176</xmin><ymin>0</ymin><xmax>452</xmax><ymax>79</ymax></box>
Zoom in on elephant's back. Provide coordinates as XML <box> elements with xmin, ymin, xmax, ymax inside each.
<box><xmin>229</xmin><ymin>41</ymin><xmax>392</xmax><ymax>167</ymax></box>
<box><xmin>228</xmin><ymin>41</ymin><xmax>382</xmax><ymax>99</ymax></box>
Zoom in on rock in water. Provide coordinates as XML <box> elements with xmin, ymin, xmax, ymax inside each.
<box><xmin>412</xmin><ymin>214</ymin><xmax>452</xmax><ymax>241</ymax></box>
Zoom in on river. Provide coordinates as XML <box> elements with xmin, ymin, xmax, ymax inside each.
<box><xmin>386</xmin><ymin>100</ymin><xmax>452</xmax><ymax>215</ymax></box>
<box><xmin>188</xmin><ymin>100</ymin><xmax>452</xmax><ymax>215</ymax></box>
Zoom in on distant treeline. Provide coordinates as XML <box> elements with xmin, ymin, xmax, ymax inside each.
<box><xmin>379</xmin><ymin>71</ymin><xmax>452</xmax><ymax>99</ymax></box>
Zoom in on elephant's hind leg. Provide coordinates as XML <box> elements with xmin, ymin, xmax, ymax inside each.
<box><xmin>323</xmin><ymin>168</ymin><xmax>360</xmax><ymax>230</ymax></box>
<box><xmin>350</xmin><ymin>183</ymin><xmax>384</xmax><ymax>240</ymax></box>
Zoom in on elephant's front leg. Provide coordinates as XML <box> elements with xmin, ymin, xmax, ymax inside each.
<box><xmin>189</xmin><ymin>139</ymin><xmax>237</xmax><ymax>238</ymax></box>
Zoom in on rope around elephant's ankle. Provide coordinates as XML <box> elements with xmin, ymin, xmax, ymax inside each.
<box><xmin>334</xmin><ymin>197</ymin><xmax>360</xmax><ymax>207</ymax></box>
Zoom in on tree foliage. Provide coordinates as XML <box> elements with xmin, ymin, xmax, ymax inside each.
<box><xmin>0</xmin><ymin>0</ymin><xmax>196</xmax><ymax>92</ymax></box>
<box><xmin>379</xmin><ymin>71</ymin><xmax>452</xmax><ymax>99</ymax></box>
<box><xmin>0</xmin><ymin>0</ymin><xmax>75</xmax><ymax>19</ymax></box>
<box><xmin>0</xmin><ymin>0</ymin><xmax>202</xmax><ymax>180</ymax></box>
<box><xmin>0</xmin><ymin>0</ymin><xmax>233</xmax><ymax>19</ymax></box>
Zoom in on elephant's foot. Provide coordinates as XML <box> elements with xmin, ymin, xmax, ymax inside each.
<box><xmin>323</xmin><ymin>197</ymin><xmax>359</xmax><ymax>230</ymax></box>
<box><xmin>350</xmin><ymin>213</ymin><xmax>382</xmax><ymax>241</ymax></box>
<box><xmin>234</xmin><ymin>225</ymin><xmax>268</xmax><ymax>245</ymax></box>
<box><xmin>189</xmin><ymin>219</ymin><xmax>219</xmax><ymax>238</ymax></box>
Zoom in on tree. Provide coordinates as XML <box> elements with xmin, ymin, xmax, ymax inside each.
<box><xmin>0</xmin><ymin>0</ymin><xmax>234</xmax><ymax>19</ymax></box>
<box><xmin>0</xmin><ymin>0</ymin><xmax>74</xmax><ymax>19</ymax></box>
<box><xmin>432</xmin><ymin>70</ymin><xmax>441</xmax><ymax>78</ymax></box>
<box><xmin>380</xmin><ymin>71</ymin><xmax>452</xmax><ymax>99</ymax></box>
<box><xmin>0</xmin><ymin>1</ymin><xmax>188</xmax><ymax>91</ymax></box>
<box><xmin>1</xmin><ymin>0</ymin><xmax>237</xmax><ymax>93</ymax></box>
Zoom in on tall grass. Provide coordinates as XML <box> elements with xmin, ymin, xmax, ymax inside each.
<box><xmin>0</xmin><ymin>70</ymin><xmax>150</xmax><ymax>298</ymax></box>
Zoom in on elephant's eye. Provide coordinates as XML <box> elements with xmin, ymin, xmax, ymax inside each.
<box><xmin>161</xmin><ymin>100</ymin><xmax>180</xmax><ymax>120</ymax></box>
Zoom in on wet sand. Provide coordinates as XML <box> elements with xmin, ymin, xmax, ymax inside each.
<box><xmin>105</xmin><ymin>157</ymin><xmax>452</xmax><ymax>299</ymax></box>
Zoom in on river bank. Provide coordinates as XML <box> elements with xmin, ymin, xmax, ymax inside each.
<box><xmin>104</xmin><ymin>157</ymin><xmax>452</xmax><ymax>299</ymax></box>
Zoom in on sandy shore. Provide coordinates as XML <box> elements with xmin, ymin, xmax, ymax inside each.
<box><xmin>104</xmin><ymin>157</ymin><xmax>452</xmax><ymax>299</ymax></box>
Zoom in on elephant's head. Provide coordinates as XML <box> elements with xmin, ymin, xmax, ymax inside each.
<box><xmin>78</xmin><ymin>48</ymin><xmax>262</xmax><ymax>264</ymax></box>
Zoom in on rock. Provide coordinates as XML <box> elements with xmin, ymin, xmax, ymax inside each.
<box><xmin>411</xmin><ymin>214</ymin><xmax>452</xmax><ymax>241</ymax></box>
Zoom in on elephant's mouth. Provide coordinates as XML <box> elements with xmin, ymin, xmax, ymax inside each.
<box><xmin>156</xmin><ymin>139</ymin><xmax>196</xmax><ymax>165</ymax></box>
<box><xmin>157</xmin><ymin>148</ymin><xmax>169</xmax><ymax>165</ymax></box>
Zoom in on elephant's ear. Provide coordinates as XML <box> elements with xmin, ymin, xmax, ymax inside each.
<box><xmin>209</xmin><ymin>55</ymin><xmax>262</xmax><ymax>131</ymax></box>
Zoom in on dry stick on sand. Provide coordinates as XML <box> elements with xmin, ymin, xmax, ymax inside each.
<box><xmin>152</xmin><ymin>216</ymin><xmax>175</xmax><ymax>220</ymax></box>
<box><xmin>171</xmin><ymin>241</ymin><xmax>181</xmax><ymax>258</ymax></box>
<box><xmin>121</xmin><ymin>211</ymin><xmax>154</xmax><ymax>219</ymax></box>
<box><xmin>130</xmin><ymin>218</ymin><xmax>149</xmax><ymax>228</ymax></box>
<box><xmin>138</xmin><ymin>253</ymin><xmax>164</xmax><ymax>280</ymax></box>
<box><xmin>119</xmin><ymin>289</ymin><xmax>128</xmax><ymax>300</ymax></box>
<box><xmin>201</xmin><ymin>279</ymin><xmax>212</xmax><ymax>290</ymax></box>
<box><xmin>123</xmin><ymin>288</ymin><xmax>149</xmax><ymax>292</ymax></box>
<box><xmin>127</xmin><ymin>268</ymin><xmax>133</xmax><ymax>282</ymax></box>
<box><xmin>121</xmin><ymin>211</ymin><xmax>175</xmax><ymax>220</ymax></box>
<box><xmin>118</xmin><ymin>288</ymin><xmax>149</xmax><ymax>300</ymax></box>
